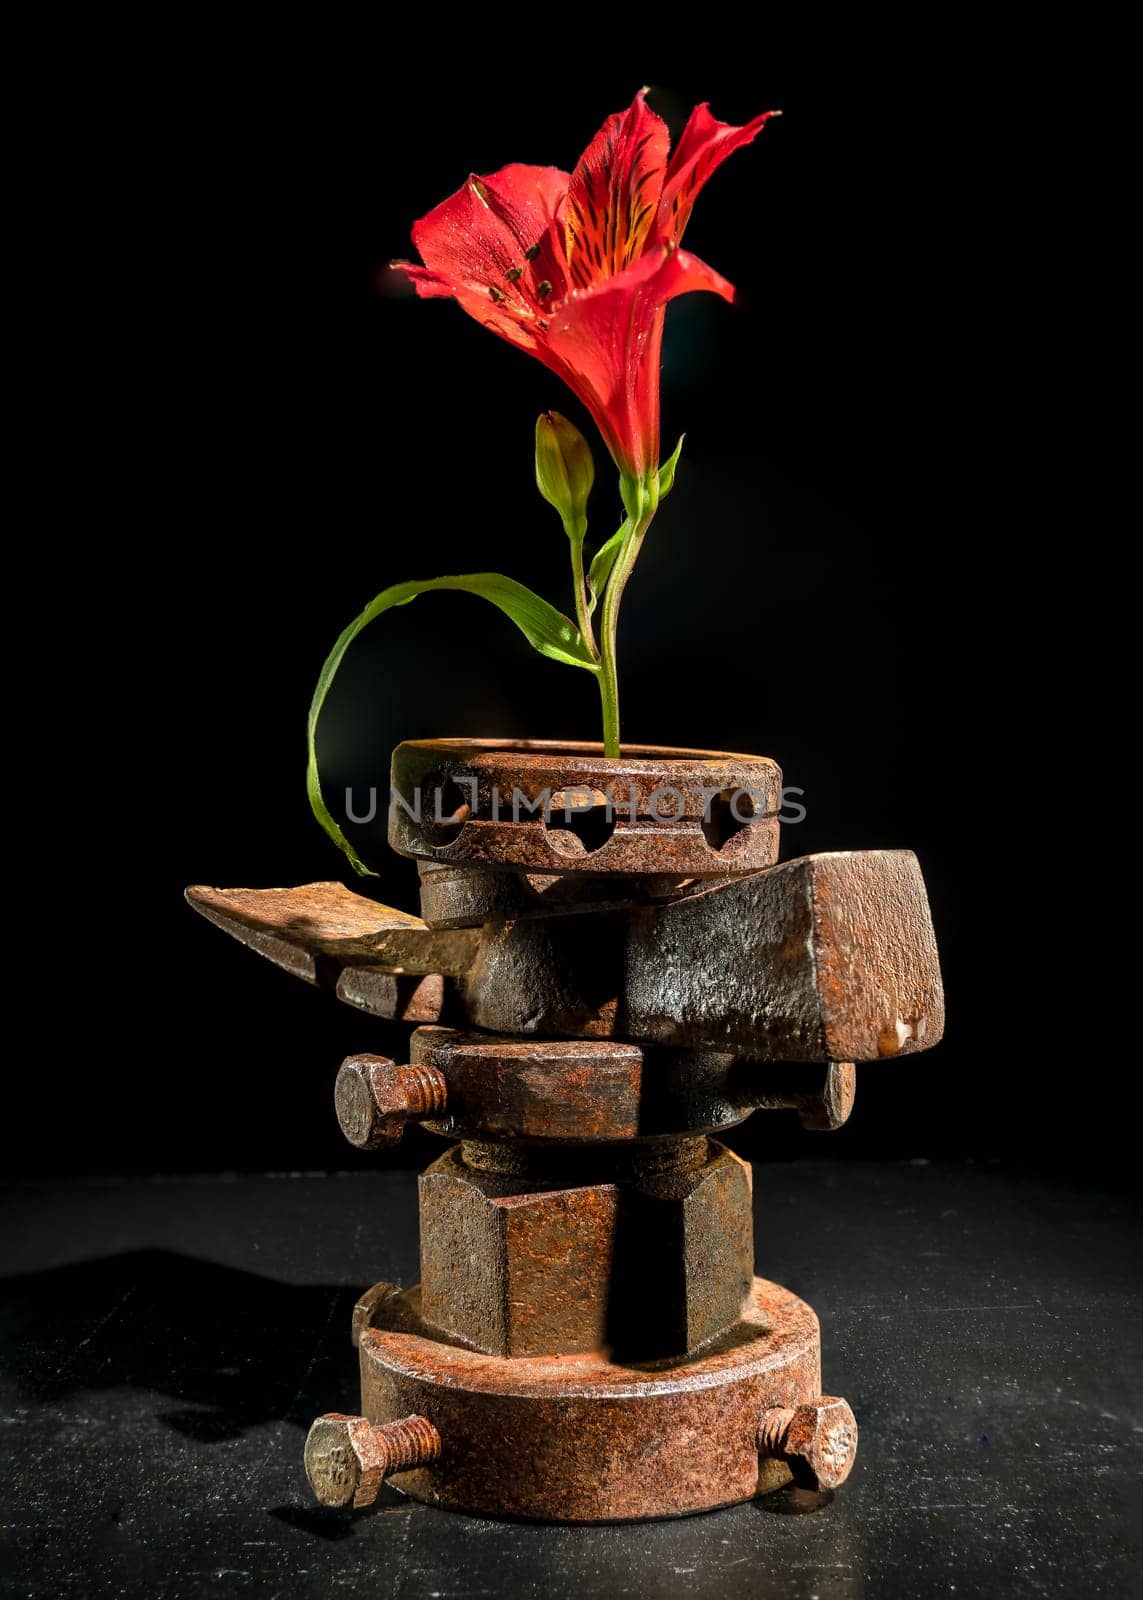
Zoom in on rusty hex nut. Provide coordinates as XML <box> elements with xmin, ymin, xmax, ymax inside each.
<box><xmin>418</xmin><ymin>1142</ymin><xmax>754</xmax><ymax>1360</ymax></box>
<box><xmin>759</xmin><ymin>1395</ymin><xmax>858</xmax><ymax>1491</ymax></box>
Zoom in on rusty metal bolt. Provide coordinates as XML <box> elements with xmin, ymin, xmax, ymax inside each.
<box><xmin>751</xmin><ymin>1062</ymin><xmax>856</xmax><ymax>1131</ymax></box>
<box><xmin>798</xmin><ymin>1062</ymin><xmax>856</xmax><ymax>1131</ymax></box>
<box><xmin>757</xmin><ymin>1395</ymin><xmax>858</xmax><ymax>1491</ymax></box>
<box><xmin>334</xmin><ymin>1054</ymin><xmax>448</xmax><ymax>1150</ymax></box>
<box><xmin>304</xmin><ymin>1413</ymin><xmax>442</xmax><ymax>1508</ymax></box>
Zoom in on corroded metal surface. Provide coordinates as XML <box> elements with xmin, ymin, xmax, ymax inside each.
<box><xmin>390</xmin><ymin>739</ymin><xmax>782</xmax><ymax>876</ymax></box>
<box><xmin>641</xmin><ymin>850</ymin><xmax>943</xmax><ymax>1060</ymax></box>
<box><xmin>416</xmin><ymin>859</ymin><xmax>742</xmax><ymax>930</ymax></box>
<box><xmin>466</xmin><ymin>850</ymin><xmax>945</xmax><ymax>1061</ymax></box>
<box><xmin>187</xmin><ymin>739</ymin><xmax>936</xmax><ymax>1521</ymax></box>
<box><xmin>334</xmin><ymin>970</ymin><xmax>449</xmax><ymax>1023</ymax></box>
<box><xmin>757</xmin><ymin>1396</ymin><xmax>858</xmax><ymax>1492</ymax></box>
<box><xmin>751</xmin><ymin>1061</ymin><xmax>857</xmax><ymax>1131</ymax></box>
<box><xmin>409</xmin><ymin>1028</ymin><xmax>751</xmax><ymax>1143</ymax></box>
<box><xmin>356</xmin><ymin>1276</ymin><xmax>823</xmax><ymax>1522</ymax></box>
<box><xmin>187</xmin><ymin>854</ymin><xmax>943</xmax><ymax>1065</ymax></box>
<box><xmin>418</xmin><ymin>1140</ymin><xmax>753</xmax><ymax>1360</ymax></box>
<box><xmin>334</xmin><ymin>1055</ymin><xmax>448</xmax><ymax>1150</ymax></box>
<box><xmin>328</xmin><ymin>1029</ymin><xmax>852</xmax><ymax>1147</ymax></box>
<box><xmin>184</xmin><ymin>882</ymin><xmax>476</xmax><ymax>979</ymax></box>
<box><xmin>304</xmin><ymin>1413</ymin><xmax>441</xmax><ymax>1508</ymax></box>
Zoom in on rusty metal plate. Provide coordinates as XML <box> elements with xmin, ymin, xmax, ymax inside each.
<box><xmin>185</xmin><ymin>882</ymin><xmax>476</xmax><ymax>981</ymax></box>
<box><xmin>356</xmin><ymin>1276</ymin><xmax>825</xmax><ymax>1521</ymax></box>
<box><xmin>390</xmin><ymin>739</ymin><xmax>782</xmax><ymax>877</ymax></box>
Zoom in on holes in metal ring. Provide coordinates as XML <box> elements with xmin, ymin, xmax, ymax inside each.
<box><xmin>421</xmin><ymin>772</ymin><xmax>471</xmax><ymax>847</ymax></box>
<box><xmin>702</xmin><ymin>787</ymin><xmax>759</xmax><ymax>853</ymax></box>
<box><xmin>543</xmin><ymin>788</ymin><xmax>616</xmax><ymax>857</ymax></box>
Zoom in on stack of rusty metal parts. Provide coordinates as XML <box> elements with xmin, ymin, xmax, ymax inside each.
<box><xmin>187</xmin><ymin>739</ymin><xmax>944</xmax><ymax>1521</ymax></box>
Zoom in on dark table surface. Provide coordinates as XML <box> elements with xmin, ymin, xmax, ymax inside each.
<box><xmin>2</xmin><ymin>1160</ymin><xmax>1139</xmax><ymax>1599</ymax></box>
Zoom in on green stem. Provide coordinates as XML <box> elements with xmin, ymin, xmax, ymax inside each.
<box><xmin>597</xmin><ymin>476</ymin><xmax>658</xmax><ymax>758</ymax></box>
<box><xmin>568</xmin><ymin>520</ymin><xmax>598</xmax><ymax>660</ymax></box>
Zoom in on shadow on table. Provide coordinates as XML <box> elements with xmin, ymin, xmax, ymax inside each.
<box><xmin>0</xmin><ymin>1248</ymin><xmax>360</xmax><ymax>1440</ymax></box>
<box><xmin>0</xmin><ymin>1247</ymin><xmax>845</xmax><ymax>1548</ymax></box>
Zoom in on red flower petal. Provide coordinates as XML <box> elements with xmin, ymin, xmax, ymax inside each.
<box><xmin>656</xmin><ymin>104</ymin><xmax>778</xmax><ymax>246</ymax></box>
<box><xmin>404</xmin><ymin>162</ymin><xmax>569</xmax><ymax>319</ymax></box>
<box><xmin>395</xmin><ymin>261</ymin><xmax>543</xmax><ymax>355</ymax></box>
<box><xmin>394</xmin><ymin>95</ymin><xmax>766</xmax><ymax>481</ymax></box>
<box><xmin>481</xmin><ymin>163</ymin><xmax>571</xmax><ymax>304</ymax></box>
<box><xmin>538</xmin><ymin>244</ymin><xmax>734</xmax><ymax>478</ymax></box>
<box><xmin>563</xmin><ymin>90</ymin><xmax>670</xmax><ymax>291</ymax></box>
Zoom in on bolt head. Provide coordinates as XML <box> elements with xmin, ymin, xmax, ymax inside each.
<box><xmin>335</xmin><ymin>1055</ymin><xmax>405</xmax><ymax>1150</ymax></box>
<box><xmin>799</xmin><ymin>1063</ymin><xmax>856</xmax><ymax>1131</ymax></box>
<box><xmin>785</xmin><ymin>1396</ymin><xmax>858</xmax><ymax>1491</ymax></box>
<box><xmin>304</xmin><ymin>1414</ymin><xmax>365</xmax><ymax>1507</ymax></box>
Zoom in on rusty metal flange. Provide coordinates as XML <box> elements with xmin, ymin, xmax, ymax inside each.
<box><xmin>390</xmin><ymin>739</ymin><xmax>782</xmax><ymax>876</ymax></box>
<box><xmin>355</xmin><ymin>1276</ymin><xmax>844</xmax><ymax>1521</ymax></box>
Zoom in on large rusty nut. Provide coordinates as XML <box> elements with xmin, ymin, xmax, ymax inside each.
<box><xmin>418</xmin><ymin>1142</ymin><xmax>754</xmax><ymax>1360</ymax></box>
<box><xmin>390</xmin><ymin>739</ymin><xmax>782</xmax><ymax>877</ymax></box>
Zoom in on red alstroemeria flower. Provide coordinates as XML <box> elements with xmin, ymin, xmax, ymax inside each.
<box><xmin>394</xmin><ymin>91</ymin><xmax>777</xmax><ymax>483</ymax></box>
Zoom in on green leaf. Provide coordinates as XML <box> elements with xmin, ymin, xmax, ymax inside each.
<box><xmin>586</xmin><ymin>522</ymin><xmax>628</xmax><ymax>615</ymax></box>
<box><xmin>658</xmin><ymin>435</ymin><xmax>685</xmax><ymax>498</ymax></box>
<box><xmin>308</xmin><ymin>574</ymin><xmax>597</xmax><ymax>874</ymax></box>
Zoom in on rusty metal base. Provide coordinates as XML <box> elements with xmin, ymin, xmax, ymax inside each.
<box><xmin>355</xmin><ymin>1276</ymin><xmax>824</xmax><ymax>1522</ymax></box>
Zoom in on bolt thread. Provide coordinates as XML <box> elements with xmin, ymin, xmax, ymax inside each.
<box><xmin>374</xmin><ymin>1414</ymin><xmax>441</xmax><ymax>1474</ymax></box>
<box><xmin>399</xmin><ymin>1064</ymin><xmax>448</xmax><ymax>1119</ymax></box>
<box><xmin>757</xmin><ymin>1406</ymin><xmax>795</xmax><ymax>1458</ymax></box>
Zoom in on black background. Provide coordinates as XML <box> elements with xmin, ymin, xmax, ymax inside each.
<box><xmin>24</xmin><ymin>32</ymin><xmax>1070</xmax><ymax>1180</ymax></box>
<box><xmin>10</xmin><ymin>42</ymin><xmax>1134</xmax><ymax>1599</ymax></box>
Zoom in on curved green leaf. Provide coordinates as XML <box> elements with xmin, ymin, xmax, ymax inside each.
<box><xmin>308</xmin><ymin>574</ymin><xmax>597</xmax><ymax>874</ymax></box>
<box><xmin>658</xmin><ymin>435</ymin><xmax>685</xmax><ymax>498</ymax></box>
<box><xmin>587</xmin><ymin>522</ymin><xmax>628</xmax><ymax>615</ymax></box>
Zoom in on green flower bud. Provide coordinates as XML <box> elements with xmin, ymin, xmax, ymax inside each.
<box><xmin>535</xmin><ymin>411</ymin><xmax>594</xmax><ymax>537</ymax></box>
